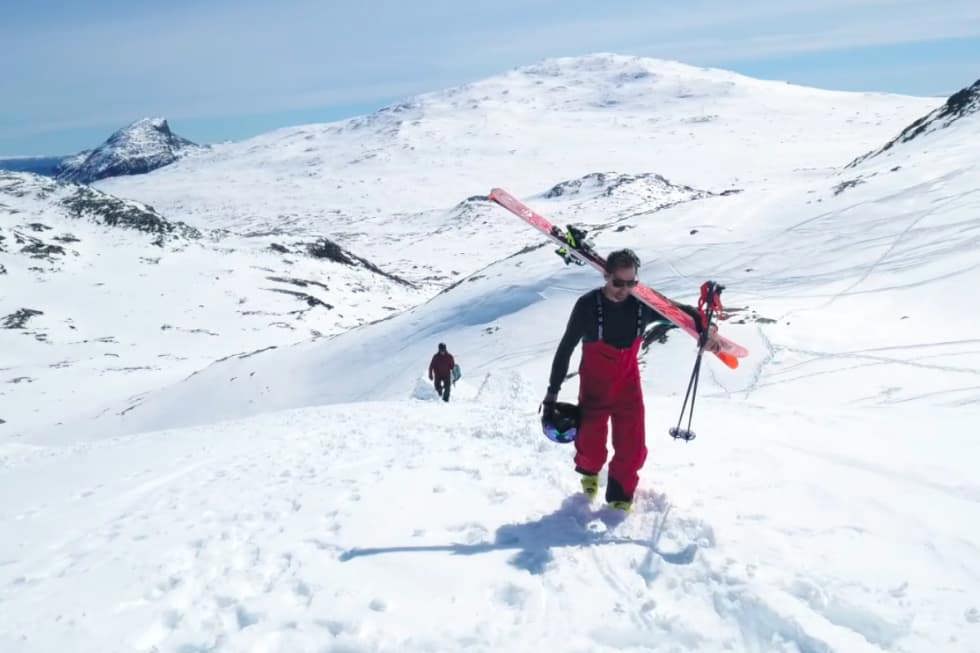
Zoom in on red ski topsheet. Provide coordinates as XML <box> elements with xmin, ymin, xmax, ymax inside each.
<box><xmin>489</xmin><ymin>187</ymin><xmax>748</xmax><ymax>369</ymax></box>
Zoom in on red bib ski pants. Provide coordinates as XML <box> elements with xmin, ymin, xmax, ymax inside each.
<box><xmin>575</xmin><ymin>337</ymin><xmax>646</xmax><ymax>502</ymax></box>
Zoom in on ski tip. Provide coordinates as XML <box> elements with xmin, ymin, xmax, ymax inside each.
<box><xmin>717</xmin><ymin>352</ymin><xmax>739</xmax><ymax>369</ymax></box>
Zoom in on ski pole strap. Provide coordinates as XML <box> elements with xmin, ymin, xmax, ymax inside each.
<box><xmin>698</xmin><ymin>281</ymin><xmax>725</xmax><ymax>330</ymax></box>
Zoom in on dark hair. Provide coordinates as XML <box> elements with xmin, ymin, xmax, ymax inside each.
<box><xmin>605</xmin><ymin>248</ymin><xmax>641</xmax><ymax>273</ymax></box>
<box><xmin>438</xmin><ymin>342</ymin><xmax>447</xmax><ymax>351</ymax></box>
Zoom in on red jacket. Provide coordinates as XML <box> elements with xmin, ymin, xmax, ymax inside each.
<box><xmin>429</xmin><ymin>352</ymin><xmax>455</xmax><ymax>379</ymax></box>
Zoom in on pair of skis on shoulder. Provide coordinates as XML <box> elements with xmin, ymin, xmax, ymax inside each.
<box><xmin>487</xmin><ymin>188</ymin><xmax>748</xmax><ymax>370</ymax></box>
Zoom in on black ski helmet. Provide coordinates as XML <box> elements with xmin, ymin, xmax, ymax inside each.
<box><xmin>541</xmin><ymin>402</ymin><xmax>580</xmax><ymax>443</ymax></box>
<box><xmin>438</xmin><ymin>342</ymin><xmax>447</xmax><ymax>352</ymax></box>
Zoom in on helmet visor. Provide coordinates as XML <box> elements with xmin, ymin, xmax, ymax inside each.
<box><xmin>543</xmin><ymin>424</ymin><xmax>577</xmax><ymax>443</ymax></box>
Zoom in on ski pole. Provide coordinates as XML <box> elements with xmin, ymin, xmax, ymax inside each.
<box><xmin>669</xmin><ymin>281</ymin><xmax>722</xmax><ymax>442</ymax></box>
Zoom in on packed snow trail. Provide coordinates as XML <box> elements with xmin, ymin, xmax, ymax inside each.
<box><xmin>2</xmin><ymin>392</ymin><xmax>978</xmax><ymax>652</ymax></box>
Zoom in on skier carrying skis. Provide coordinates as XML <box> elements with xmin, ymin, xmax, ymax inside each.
<box><xmin>542</xmin><ymin>249</ymin><xmax>719</xmax><ymax>511</ymax></box>
<box><xmin>429</xmin><ymin>343</ymin><xmax>456</xmax><ymax>402</ymax></box>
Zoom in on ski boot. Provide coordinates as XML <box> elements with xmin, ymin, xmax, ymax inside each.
<box><xmin>607</xmin><ymin>500</ymin><xmax>632</xmax><ymax>513</ymax></box>
<box><xmin>580</xmin><ymin>474</ymin><xmax>599</xmax><ymax>500</ymax></box>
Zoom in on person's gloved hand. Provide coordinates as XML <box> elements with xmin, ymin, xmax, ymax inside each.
<box><xmin>703</xmin><ymin>324</ymin><xmax>722</xmax><ymax>353</ymax></box>
<box><xmin>541</xmin><ymin>391</ymin><xmax>558</xmax><ymax>419</ymax></box>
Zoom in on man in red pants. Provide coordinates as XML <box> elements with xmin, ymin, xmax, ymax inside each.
<box><xmin>542</xmin><ymin>249</ymin><xmax>712</xmax><ymax>511</ymax></box>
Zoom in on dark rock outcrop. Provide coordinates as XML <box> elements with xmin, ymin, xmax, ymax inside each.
<box><xmin>303</xmin><ymin>237</ymin><xmax>414</xmax><ymax>287</ymax></box>
<box><xmin>2</xmin><ymin>308</ymin><xmax>44</xmax><ymax>329</ymax></box>
<box><xmin>60</xmin><ymin>186</ymin><xmax>201</xmax><ymax>241</ymax></box>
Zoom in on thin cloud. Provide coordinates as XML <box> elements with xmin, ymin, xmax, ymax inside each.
<box><xmin>2</xmin><ymin>0</ymin><xmax>977</xmax><ymax>152</ymax></box>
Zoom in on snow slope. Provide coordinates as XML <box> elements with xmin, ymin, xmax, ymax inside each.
<box><xmin>3</xmin><ymin>402</ymin><xmax>977</xmax><ymax>651</ymax></box>
<box><xmin>68</xmin><ymin>105</ymin><xmax>980</xmax><ymax>438</ymax></box>
<box><xmin>3</xmin><ymin>56</ymin><xmax>979</xmax><ymax>653</ymax></box>
<box><xmin>0</xmin><ymin>172</ymin><xmax>422</xmax><ymax>433</ymax></box>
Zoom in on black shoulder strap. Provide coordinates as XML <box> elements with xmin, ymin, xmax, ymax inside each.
<box><xmin>596</xmin><ymin>292</ymin><xmax>644</xmax><ymax>341</ymax></box>
<box><xmin>595</xmin><ymin>289</ymin><xmax>604</xmax><ymax>341</ymax></box>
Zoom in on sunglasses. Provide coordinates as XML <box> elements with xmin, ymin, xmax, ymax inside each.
<box><xmin>611</xmin><ymin>278</ymin><xmax>639</xmax><ymax>288</ymax></box>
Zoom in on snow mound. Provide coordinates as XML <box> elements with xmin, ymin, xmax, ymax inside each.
<box><xmin>410</xmin><ymin>376</ymin><xmax>442</xmax><ymax>402</ymax></box>
<box><xmin>473</xmin><ymin>370</ymin><xmax>539</xmax><ymax>410</ymax></box>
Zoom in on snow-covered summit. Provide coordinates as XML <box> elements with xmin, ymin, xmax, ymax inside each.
<box><xmin>57</xmin><ymin>117</ymin><xmax>199</xmax><ymax>184</ymax></box>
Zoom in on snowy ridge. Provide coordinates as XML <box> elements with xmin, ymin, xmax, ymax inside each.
<box><xmin>0</xmin><ymin>171</ymin><xmax>200</xmax><ymax>247</ymax></box>
<box><xmin>848</xmin><ymin>78</ymin><xmax>980</xmax><ymax>167</ymax></box>
<box><xmin>543</xmin><ymin>171</ymin><xmax>723</xmax><ymax>201</ymax></box>
<box><xmin>57</xmin><ymin>118</ymin><xmax>199</xmax><ymax>184</ymax></box>
<box><xmin>56</xmin><ymin>150</ymin><xmax>92</xmax><ymax>173</ymax></box>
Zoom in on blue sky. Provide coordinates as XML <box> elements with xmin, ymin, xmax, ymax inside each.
<box><xmin>1</xmin><ymin>0</ymin><xmax>978</xmax><ymax>156</ymax></box>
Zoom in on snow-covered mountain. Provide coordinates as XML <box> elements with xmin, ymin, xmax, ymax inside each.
<box><xmin>0</xmin><ymin>171</ymin><xmax>421</xmax><ymax>434</ymax></box>
<box><xmin>92</xmin><ymin>54</ymin><xmax>936</xmax><ymax>290</ymax></box>
<box><xmin>56</xmin><ymin>117</ymin><xmax>200</xmax><ymax>184</ymax></box>
<box><xmin>2</xmin><ymin>55</ymin><xmax>979</xmax><ymax>653</ymax></box>
<box><xmin>94</xmin><ymin>55</ymin><xmax>934</xmax><ymax>225</ymax></box>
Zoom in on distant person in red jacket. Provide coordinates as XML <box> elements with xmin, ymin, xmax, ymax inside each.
<box><xmin>428</xmin><ymin>343</ymin><xmax>455</xmax><ymax>402</ymax></box>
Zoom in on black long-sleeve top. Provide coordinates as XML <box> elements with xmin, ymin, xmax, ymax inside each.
<box><xmin>547</xmin><ymin>288</ymin><xmax>700</xmax><ymax>394</ymax></box>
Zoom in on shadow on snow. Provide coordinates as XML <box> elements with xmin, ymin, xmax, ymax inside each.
<box><xmin>339</xmin><ymin>494</ymin><xmax>697</xmax><ymax>574</ymax></box>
